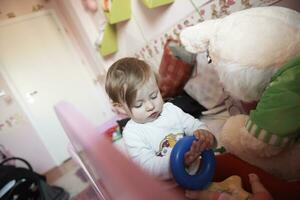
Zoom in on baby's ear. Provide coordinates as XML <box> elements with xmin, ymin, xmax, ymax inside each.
<box><xmin>112</xmin><ymin>102</ymin><xmax>128</xmax><ymax>116</ymax></box>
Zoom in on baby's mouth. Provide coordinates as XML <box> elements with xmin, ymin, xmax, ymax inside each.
<box><xmin>149</xmin><ymin>112</ymin><xmax>159</xmax><ymax>118</ymax></box>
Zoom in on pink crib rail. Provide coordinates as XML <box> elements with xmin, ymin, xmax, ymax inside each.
<box><xmin>54</xmin><ymin>101</ymin><xmax>186</xmax><ymax>200</ymax></box>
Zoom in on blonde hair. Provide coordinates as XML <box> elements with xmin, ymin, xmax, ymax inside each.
<box><xmin>105</xmin><ymin>57</ymin><xmax>154</xmax><ymax>108</ymax></box>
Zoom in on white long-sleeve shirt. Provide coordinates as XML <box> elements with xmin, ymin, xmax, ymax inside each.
<box><xmin>122</xmin><ymin>102</ymin><xmax>209</xmax><ymax>180</ymax></box>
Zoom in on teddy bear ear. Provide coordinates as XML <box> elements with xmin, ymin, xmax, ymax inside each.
<box><xmin>179</xmin><ymin>27</ymin><xmax>210</xmax><ymax>54</ymax></box>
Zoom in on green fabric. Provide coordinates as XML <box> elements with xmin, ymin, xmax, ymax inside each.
<box><xmin>249</xmin><ymin>56</ymin><xmax>300</xmax><ymax>143</ymax></box>
<box><xmin>245</xmin><ymin>118</ymin><xmax>294</xmax><ymax>146</ymax></box>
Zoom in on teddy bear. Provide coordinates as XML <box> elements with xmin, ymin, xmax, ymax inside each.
<box><xmin>179</xmin><ymin>6</ymin><xmax>300</xmax><ymax>181</ymax></box>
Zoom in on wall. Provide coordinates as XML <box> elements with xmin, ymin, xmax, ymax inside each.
<box><xmin>57</xmin><ymin>0</ymin><xmax>198</xmax><ymax>74</ymax></box>
<box><xmin>0</xmin><ymin>0</ymin><xmax>114</xmax><ymax>173</ymax></box>
<box><xmin>56</xmin><ymin>0</ymin><xmax>299</xmax><ymax>79</ymax></box>
<box><xmin>54</xmin><ymin>0</ymin><xmax>108</xmax><ymax>82</ymax></box>
<box><xmin>0</xmin><ymin>0</ymin><xmax>58</xmax><ymax>173</ymax></box>
<box><xmin>0</xmin><ymin>74</ymin><xmax>55</xmax><ymax>173</ymax></box>
<box><xmin>0</xmin><ymin>0</ymin><xmax>52</xmax><ymax>20</ymax></box>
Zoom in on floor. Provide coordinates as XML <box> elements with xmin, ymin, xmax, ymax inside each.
<box><xmin>45</xmin><ymin>158</ymin><xmax>77</xmax><ymax>184</ymax></box>
<box><xmin>44</xmin><ymin>158</ymin><xmax>89</xmax><ymax>198</ymax></box>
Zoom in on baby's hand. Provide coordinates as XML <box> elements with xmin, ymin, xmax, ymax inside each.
<box><xmin>184</xmin><ymin>129</ymin><xmax>215</xmax><ymax>166</ymax></box>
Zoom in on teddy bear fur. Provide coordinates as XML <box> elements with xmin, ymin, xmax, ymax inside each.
<box><xmin>220</xmin><ymin>114</ymin><xmax>300</xmax><ymax>181</ymax></box>
<box><xmin>180</xmin><ymin>6</ymin><xmax>300</xmax><ymax>181</ymax></box>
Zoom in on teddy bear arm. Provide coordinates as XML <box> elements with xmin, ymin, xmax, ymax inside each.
<box><xmin>241</xmin><ymin>57</ymin><xmax>300</xmax><ymax>157</ymax></box>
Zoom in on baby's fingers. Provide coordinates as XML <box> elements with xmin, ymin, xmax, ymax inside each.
<box><xmin>194</xmin><ymin>130</ymin><xmax>205</xmax><ymax>140</ymax></box>
<box><xmin>184</xmin><ymin>152</ymin><xmax>196</xmax><ymax>165</ymax></box>
<box><xmin>198</xmin><ymin>132</ymin><xmax>214</xmax><ymax>149</ymax></box>
<box><xmin>192</xmin><ymin>140</ymin><xmax>203</xmax><ymax>153</ymax></box>
<box><xmin>203</xmin><ymin>133</ymin><xmax>213</xmax><ymax>147</ymax></box>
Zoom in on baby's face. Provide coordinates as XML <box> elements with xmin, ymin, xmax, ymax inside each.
<box><xmin>125</xmin><ymin>75</ymin><xmax>163</xmax><ymax>124</ymax></box>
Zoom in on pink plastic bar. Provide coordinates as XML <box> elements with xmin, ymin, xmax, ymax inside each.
<box><xmin>54</xmin><ymin>101</ymin><xmax>187</xmax><ymax>200</ymax></box>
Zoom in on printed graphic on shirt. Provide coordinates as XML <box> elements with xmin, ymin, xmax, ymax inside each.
<box><xmin>156</xmin><ymin>133</ymin><xmax>184</xmax><ymax>157</ymax></box>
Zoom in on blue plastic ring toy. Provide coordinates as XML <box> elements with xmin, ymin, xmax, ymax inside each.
<box><xmin>170</xmin><ymin>136</ymin><xmax>216</xmax><ymax>190</ymax></box>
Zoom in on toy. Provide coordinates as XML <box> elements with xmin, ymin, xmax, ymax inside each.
<box><xmin>180</xmin><ymin>6</ymin><xmax>300</xmax><ymax>181</ymax></box>
<box><xmin>185</xmin><ymin>173</ymin><xmax>273</xmax><ymax>200</ymax></box>
<box><xmin>208</xmin><ymin>175</ymin><xmax>251</xmax><ymax>200</ymax></box>
<box><xmin>170</xmin><ymin>136</ymin><xmax>215</xmax><ymax>190</ymax></box>
<box><xmin>170</xmin><ymin>137</ymin><xmax>251</xmax><ymax>200</ymax></box>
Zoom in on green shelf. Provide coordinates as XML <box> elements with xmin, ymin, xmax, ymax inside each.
<box><xmin>98</xmin><ymin>23</ymin><xmax>117</xmax><ymax>56</ymax></box>
<box><xmin>141</xmin><ymin>0</ymin><xmax>174</xmax><ymax>8</ymax></box>
<box><xmin>104</xmin><ymin>0</ymin><xmax>131</xmax><ymax>24</ymax></box>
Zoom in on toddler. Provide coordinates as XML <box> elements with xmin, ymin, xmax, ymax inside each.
<box><xmin>105</xmin><ymin>57</ymin><xmax>216</xmax><ymax>180</ymax></box>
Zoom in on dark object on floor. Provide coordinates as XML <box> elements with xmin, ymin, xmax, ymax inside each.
<box><xmin>39</xmin><ymin>180</ymin><xmax>70</xmax><ymax>200</ymax></box>
<box><xmin>168</xmin><ymin>91</ymin><xmax>207</xmax><ymax>118</ymax></box>
<box><xmin>0</xmin><ymin>157</ymin><xmax>69</xmax><ymax>200</ymax></box>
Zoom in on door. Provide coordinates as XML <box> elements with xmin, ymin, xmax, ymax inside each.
<box><xmin>0</xmin><ymin>10</ymin><xmax>113</xmax><ymax>166</ymax></box>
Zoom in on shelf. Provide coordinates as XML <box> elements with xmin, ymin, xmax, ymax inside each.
<box><xmin>97</xmin><ymin>23</ymin><xmax>117</xmax><ymax>56</ymax></box>
<box><xmin>141</xmin><ymin>0</ymin><xmax>174</xmax><ymax>9</ymax></box>
<box><xmin>104</xmin><ymin>0</ymin><xmax>131</xmax><ymax>24</ymax></box>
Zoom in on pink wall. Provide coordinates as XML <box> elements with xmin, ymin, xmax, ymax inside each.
<box><xmin>55</xmin><ymin>0</ymin><xmax>300</xmax><ymax>75</ymax></box>
<box><xmin>0</xmin><ymin>0</ymin><xmax>113</xmax><ymax>173</ymax></box>
<box><xmin>0</xmin><ymin>0</ymin><xmax>54</xmax><ymax>20</ymax></box>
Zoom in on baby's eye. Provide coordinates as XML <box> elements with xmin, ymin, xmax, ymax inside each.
<box><xmin>150</xmin><ymin>92</ymin><xmax>158</xmax><ymax>99</ymax></box>
<box><xmin>133</xmin><ymin>102</ymin><xmax>142</xmax><ymax>108</ymax></box>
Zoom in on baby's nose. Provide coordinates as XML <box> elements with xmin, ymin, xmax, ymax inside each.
<box><xmin>145</xmin><ymin>101</ymin><xmax>154</xmax><ymax>111</ymax></box>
